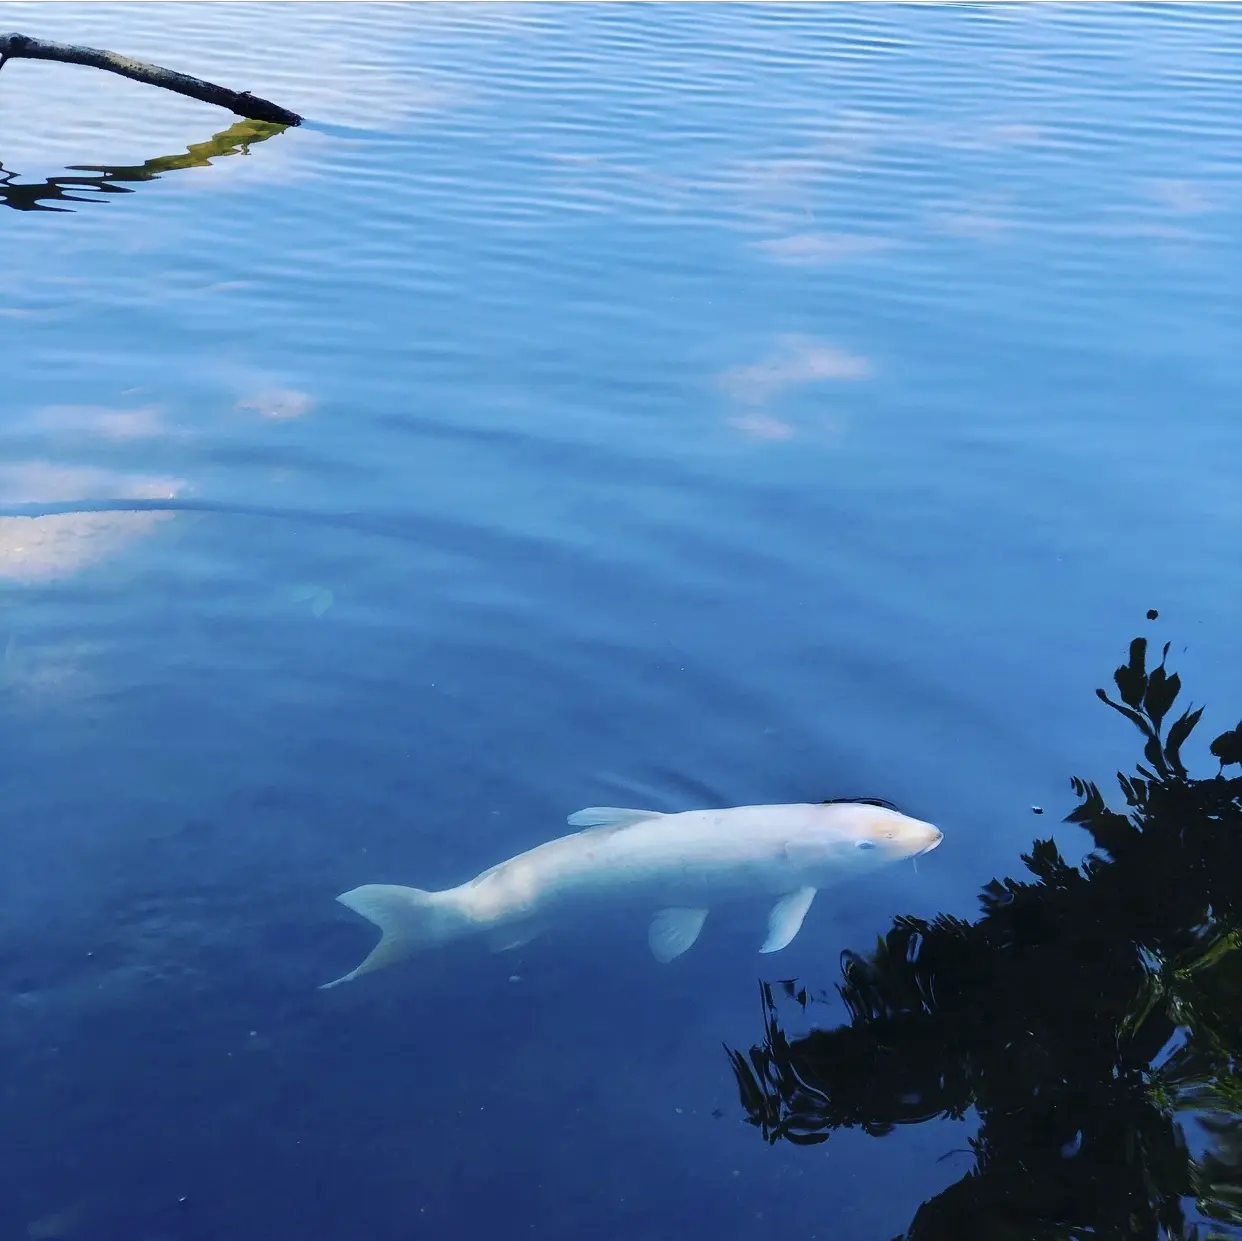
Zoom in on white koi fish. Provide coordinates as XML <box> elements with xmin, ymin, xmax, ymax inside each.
<box><xmin>320</xmin><ymin>801</ymin><xmax>942</xmax><ymax>989</ymax></box>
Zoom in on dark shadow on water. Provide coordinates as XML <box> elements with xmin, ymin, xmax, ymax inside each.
<box><xmin>0</xmin><ymin>118</ymin><xmax>289</xmax><ymax>212</ymax></box>
<box><xmin>297</xmin><ymin>119</ymin><xmax>396</xmax><ymax>143</ymax></box>
<box><xmin>729</xmin><ymin>629</ymin><xmax>1242</xmax><ymax>1240</ymax></box>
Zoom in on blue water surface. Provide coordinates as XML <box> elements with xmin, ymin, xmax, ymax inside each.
<box><xmin>1</xmin><ymin>4</ymin><xmax>1240</xmax><ymax>1239</ymax></box>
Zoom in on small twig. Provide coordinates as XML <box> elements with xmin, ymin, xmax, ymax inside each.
<box><xmin>0</xmin><ymin>32</ymin><xmax>301</xmax><ymax>125</ymax></box>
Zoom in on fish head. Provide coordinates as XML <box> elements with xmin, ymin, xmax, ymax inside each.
<box><xmin>801</xmin><ymin>802</ymin><xmax>943</xmax><ymax>871</ymax></box>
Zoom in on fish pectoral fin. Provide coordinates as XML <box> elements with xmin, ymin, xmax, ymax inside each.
<box><xmin>760</xmin><ymin>886</ymin><xmax>818</xmax><ymax>954</ymax></box>
<box><xmin>486</xmin><ymin>922</ymin><xmax>543</xmax><ymax>953</ymax></box>
<box><xmin>648</xmin><ymin>907</ymin><xmax>709</xmax><ymax>963</ymax></box>
<box><xmin>567</xmin><ymin>806</ymin><xmax>663</xmax><ymax>829</ymax></box>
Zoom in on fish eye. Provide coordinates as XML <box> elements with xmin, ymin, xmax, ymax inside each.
<box><xmin>855</xmin><ymin>840</ymin><xmax>877</xmax><ymax>851</ymax></box>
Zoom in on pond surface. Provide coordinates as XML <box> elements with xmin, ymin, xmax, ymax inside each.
<box><xmin>1</xmin><ymin>4</ymin><xmax>1240</xmax><ymax>1239</ymax></box>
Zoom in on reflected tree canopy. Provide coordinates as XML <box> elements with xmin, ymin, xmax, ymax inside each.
<box><xmin>729</xmin><ymin>633</ymin><xmax>1242</xmax><ymax>1240</ymax></box>
<box><xmin>0</xmin><ymin>117</ymin><xmax>287</xmax><ymax>212</ymax></box>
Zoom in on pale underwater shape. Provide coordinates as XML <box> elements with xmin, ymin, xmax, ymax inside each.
<box><xmin>1</xmin><ymin>634</ymin><xmax>101</xmax><ymax>703</ymax></box>
<box><xmin>35</xmin><ymin>403</ymin><xmax>166</xmax><ymax>441</ymax></box>
<box><xmin>291</xmin><ymin>585</ymin><xmax>335</xmax><ymax>617</ymax></box>
<box><xmin>720</xmin><ymin>336</ymin><xmax>872</xmax><ymax>406</ymax></box>
<box><xmin>720</xmin><ymin>335</ymin><xmax>870</xmax><ymax>444</ymax></box>
<box><xmin>1144</xmin><ymin>178</ymin><xmax>1216</xmax><ymax>217</ymax></box>
<box><xmin>0</xmin><ymin>463</ymin><xmax>182</xmax><ymax>584</ymax></box>
<box><xmin>727</xmin><ymin>413</ymin><xmax>796</xmax><ymax>442</ymax></box>
<box><xmin>752</xmin><ymin>233</ymin><xmax>901</xmax><ymax>266</ymax></box>
<box><xmin>237</xmin><ymin>388</ymin><xmax>314</xmax><ymax>421</ymax></box>
<box><xmin>24</xmin><ymin>1202</ymin><xmax>87</xmax><ymax>1241</ymax></box>
<box><xmin>0</xmin><ymin>512</ymin><xmax>174</xmax><ymax>584</ymax></box>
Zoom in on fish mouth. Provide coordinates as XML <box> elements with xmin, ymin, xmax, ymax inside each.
<box><xmin>917</xmin><ymin>827</ymin><xmax>944</xmax><ymax>855</ymax></box>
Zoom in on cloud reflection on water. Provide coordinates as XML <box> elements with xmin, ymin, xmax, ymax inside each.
<box><xmin>0</xmin><ymin>463</ymin><xmax>182</xmax><ymax>584</ymax></box>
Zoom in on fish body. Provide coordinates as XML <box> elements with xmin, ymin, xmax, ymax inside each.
<box><xmin>320</xmin><ymin>801</ymin><xmax>942</xmax><ymax>989</ymax></box>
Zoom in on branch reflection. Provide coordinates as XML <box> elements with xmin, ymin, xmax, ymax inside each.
<box><xmin>0</xmin><ymin>117</ymin><xmax>288</xmax><ymax>212</ymax></box>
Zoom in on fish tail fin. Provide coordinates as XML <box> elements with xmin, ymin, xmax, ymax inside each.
<box><xmin>320</xmin><ymin>883</ymin><xmax>469</xmax><ymax>990</ymax></box>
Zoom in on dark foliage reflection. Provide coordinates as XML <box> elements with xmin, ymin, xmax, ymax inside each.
<box><xmin>729</xmin><ymin>630</ymin><xmax>1242</xmax><ymax>1240</ymax></box>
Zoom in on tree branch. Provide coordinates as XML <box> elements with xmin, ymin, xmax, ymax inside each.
<box><xmin>0</xmin><ymin>31</ymin><xmax>302</xmax><ymax>126</ymax></box>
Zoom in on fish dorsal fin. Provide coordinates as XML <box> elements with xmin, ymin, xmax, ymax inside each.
<box><xmin>648</xmin><ymin>907</ymin><xmax>708</xmax><ymax>963</ymax></box>
<box><xmin>760</xmin><ymin>886</ymin><xmax>817</xmax><ymax>954</ymax></box>
<box><xmin>567</xmin><ymin>806</ymin><xmax>662</xmax><ymax>829</ymax></box>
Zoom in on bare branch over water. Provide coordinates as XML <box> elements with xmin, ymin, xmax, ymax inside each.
<box><xmin>0</xmin><ymin>31</ymin><xmax>302</xmax><ymax>126</ymax></box>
